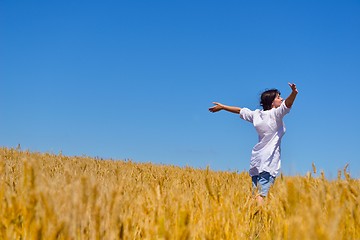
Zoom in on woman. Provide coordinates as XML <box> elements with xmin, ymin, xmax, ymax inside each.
<box><xmin>209</xmin><ymin>83</ymin><xmax>298</xmax><ymax>204</ymax></box>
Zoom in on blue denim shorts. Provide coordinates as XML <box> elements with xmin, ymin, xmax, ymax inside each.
<box><xmin>252</xmin><ymin>171</ymin><xmax>276</xmax><ymax>197</ymax></box>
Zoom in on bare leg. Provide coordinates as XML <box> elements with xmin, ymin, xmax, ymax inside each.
<box><xmin>256</xmin><ymin>195</ymin><xmax>264</xmax><ymax>206</ymax></box>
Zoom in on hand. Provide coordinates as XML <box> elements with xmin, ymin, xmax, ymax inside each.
<box><xmin>288</xmin><ymin>82</ymin><xmax>298</xmax><ymax>93</ymax></box>
<box><xmin>209</xmin><ymin>102</ymin><xmax>224</xmax><ymax>113</ymax></box>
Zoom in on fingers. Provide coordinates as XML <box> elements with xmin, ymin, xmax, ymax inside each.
<box><xmin>209</xmin><ymin>102</ymin><xmax>222</xmax><ymax>112</ymax></box>
<box><xmin>288</xmin><ymin>82</ymin><xmax>298</xmax><ymax>93</ymax></box>
<box><xmin>209</xmin><ymin>106</ymin><xmax>218</xmax><ymax>112</ymax></box>
<box><xmin>209</xmin><ymin>102</ymin><xmax>220</xmax><ymax>111</ymax></box>
<box><xmin>288</xmin><ymin>82</ymin><xmax>297</xmax><ymax>89</ymax></box>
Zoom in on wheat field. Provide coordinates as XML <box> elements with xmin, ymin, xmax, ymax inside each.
<box><xmin>0</xmin><ymin>147</ymin><xmax>359</xmax><ymax>239</ymax></box>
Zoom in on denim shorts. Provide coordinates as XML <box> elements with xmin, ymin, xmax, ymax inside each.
<box><xmin>252</xmin><ymin>171</ymin><xmax>276</xmax><ymax>197</ymax></box>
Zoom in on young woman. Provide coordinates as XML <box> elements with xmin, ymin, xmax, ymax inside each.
<box><xmin>209</xmin><ymin>83</ymin><xmax>298</xmax><ymax>204</ymax></box>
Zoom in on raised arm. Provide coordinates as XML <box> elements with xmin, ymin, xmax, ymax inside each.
<box><xmin>285</xmin><ymin>83</ymin><xmax>298</xmax><ymax>108</ymax></box>
<box><xmin>209</xmin><ymin>102</ymin><xmax>241</xmax><ymax>114</ymax></box>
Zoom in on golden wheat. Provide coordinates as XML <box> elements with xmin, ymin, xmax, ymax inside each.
<box><xmin>0</xmin><ymin>147</ymin><xmax>359</xmax><ymax>239</ymax></box>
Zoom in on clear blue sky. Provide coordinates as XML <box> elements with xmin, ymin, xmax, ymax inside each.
<box><xmin>1</xmin><ymin>1</ymin><xmax>360</xmax><ymax>178</ymax></box>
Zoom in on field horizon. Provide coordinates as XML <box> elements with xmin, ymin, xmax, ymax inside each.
<box><xmin>1</xmin><ymin>147</ymin><xmax>359</xmax><ymax>239</ymax></box>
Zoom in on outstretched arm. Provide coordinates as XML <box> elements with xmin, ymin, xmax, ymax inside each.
<box><xmin>285</xmin><ymin>83</ymin><xmax>298</xmax><ymax>108</ymax></box>
<box><xmin>209</xmin><ymin>102</ymin><xmax>241</xmax><ymax>114</ymax></box>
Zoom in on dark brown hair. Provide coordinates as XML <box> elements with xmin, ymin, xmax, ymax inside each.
<box><xmin>260</xmin><ymin>89</ymin><xmax>281</xmax><ymax>111</ymax></box>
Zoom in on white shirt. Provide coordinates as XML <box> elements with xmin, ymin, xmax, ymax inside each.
<box><xmin>239</xmin><ymin>101</ymin><xmax>290</xmax><ymax>177</ymax></box>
